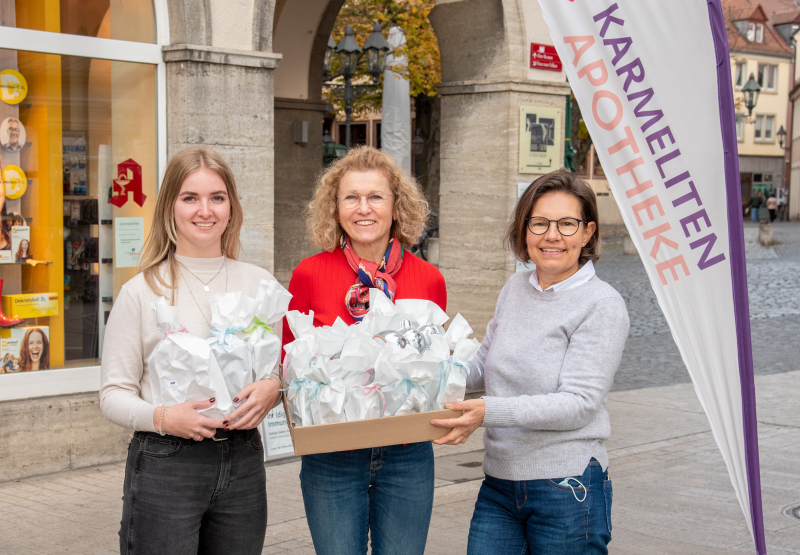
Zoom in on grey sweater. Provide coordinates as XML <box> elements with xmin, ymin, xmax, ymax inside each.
<box><xmin>468</xmin><ymin>271</ymin><xmax>630</xmax><ymax>481</ymax></box>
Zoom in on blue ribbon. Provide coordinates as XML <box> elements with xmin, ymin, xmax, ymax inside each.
<box><xmin>437</xmin><ymin>359</ymin><xmax>481</xmax><ymax>401</ymax></box>
<box><xmin>209</xmin><ymin>326</ymin><xmax>244</xmax><ymax>352</ymax></box>
<box><xmin>280</xmin><ymin>378</ymin><xmax>330</xmax><ymax>402</ymax></box>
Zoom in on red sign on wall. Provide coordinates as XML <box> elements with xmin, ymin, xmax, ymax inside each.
<box><xmin>109</xmin><ymin>158</ymin><xmax>147</xmax><ymax>208</ymax></box>
<box><xmin>530</xmin><ymin>43</ymin><xmax>563</xmax><ymax>72</ymax></box>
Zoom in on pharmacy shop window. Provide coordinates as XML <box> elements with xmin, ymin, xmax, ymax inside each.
<box><xmin>0</xmin><ymin>0</ymin><xmax>160</xmax><ymax>378</ymax></box>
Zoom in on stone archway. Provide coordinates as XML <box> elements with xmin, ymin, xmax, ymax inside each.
<box><xmin>164</xmin><ymin>0</ymin><xmax>570</xmax><ymax>333</ymax></box>
<box><xmin>270</xmin><ymin>0</ymin><xmax>569</xmax><ymax>334</ymax></box>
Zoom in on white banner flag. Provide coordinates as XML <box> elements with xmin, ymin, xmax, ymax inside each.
<box><xmin>536</xmin><ymin>1</ymin><xmax>765</xmax><ymax>553</ymax></box>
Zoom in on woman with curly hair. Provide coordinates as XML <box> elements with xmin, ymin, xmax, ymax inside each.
<box><xmin>283</xmin><ymin>145</ymin><xmax>446</xmax><ymax>555</ymax></box>
<box><xmin>18</xmin><ymin>327</ymin><xmax>49</xmax><ymax>372</ymax></box>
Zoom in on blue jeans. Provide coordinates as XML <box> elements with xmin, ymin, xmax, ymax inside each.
<box><xmin>300</xmin><ymin>442</ymin><xmax>434</xmax><ymax>555</ymax></box>
<box><xmin>467</xmin><ymin>459</ymin><xmax>612</xmax><ymax>555</ymax></box>
<box><xmin>120</xmin><ymin>430</ymin><xmax>268</xmax><ymax>555</ymax></box>
<box><xmin>752</xmin><ymin>207</ymin><xmax>760</xmax><ymax>221</ymax></box>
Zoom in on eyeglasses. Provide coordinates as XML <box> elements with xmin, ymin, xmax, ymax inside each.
<box><xmin>525</xmin><ymin>216</ymin><xmax>587</xmax><ymax>236</ymax></box>
<box><xmin>339</xmin><ymin>193</ymin><xmax>393</xmax><ymax>209</ymax></box>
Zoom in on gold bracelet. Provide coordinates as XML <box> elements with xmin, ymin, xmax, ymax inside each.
<box><xmin>158</xmin><ymin>403</ymin><xmax>167</xmax><ymax>436</ymax></box>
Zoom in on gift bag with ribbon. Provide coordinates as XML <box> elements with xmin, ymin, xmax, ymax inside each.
<box><xmin>207</xmin><ymin>291</ymin><xmax>258</xmax><ymax>407</ymax></box>
<box><xmin>241</xmin><ymin>279</ymin><xmax>292</xmax><ymax>381</ymax></box>
<box><xmin>437</xmin><ymin>313</ymin><xmax>481</xmax><ymax>409</ymax></box>
<box><xmin>147</xmin><ymin>297</ymin><xmax>233</xmax><ymax>421</ymax></box>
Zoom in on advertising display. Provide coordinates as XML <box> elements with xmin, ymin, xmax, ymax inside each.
<box><xmin>11</xmin><ymin>225</ymin><xmax>30</xmax><ymax>262</ymax></box>
<box><xmin>536</xmin><ymin>1</ymin><xmax>766</xmax><ymax>552</ymax></box>
<box><xmin>0</xmin><ymin>326</ymin><xmax>50</xmax><ymax>373</ymax></box>
<box><xmin>3</xmin><ymin>293</ymin><xmax>59</xmax><ymax>319</ymax></box>
<box><xmin>518</xmin><ymin>106</ymin><xmax>561</xmax><ymax>173</ymax></box>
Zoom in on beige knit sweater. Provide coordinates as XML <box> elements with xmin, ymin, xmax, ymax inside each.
<box><xmin>99</xmin><ymin>254</ymin><xmax>280</xmax><ymax>432</ymax></box>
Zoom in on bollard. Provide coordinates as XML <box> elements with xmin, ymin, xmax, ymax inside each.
<box><xmin>758</xmin><ymin>223</ymin><xmax>773</xmax><ymax>246</ymax></box>
<box><xmin>623</xmin><ymin>234</ymin><xmax>637</xmax><ymax>255</ymax></box>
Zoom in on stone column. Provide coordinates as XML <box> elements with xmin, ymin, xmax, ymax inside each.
<box><xmin>437</xmin><ymin>80</ymin><xmax>570</xmax><ymax>337</ymax></box>
<box><xmin>273</xmin><ymin>98</ymin><xmax>326</xmax><ymax>285</ymax></box>
<box><xmin>163</xmin><ymin>45</ymin><xmax>281</xmax><ymax>272</ymax></box>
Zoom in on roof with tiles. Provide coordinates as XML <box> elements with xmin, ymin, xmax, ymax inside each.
<box><xmin>756</xmin><ymin>0</ymin><xmax>800</xmax><ymax>18</ymax></box>
<box><xmin>722</xmin><ymin>0</ymin><xmax>794</xmax><ymax>57</ymax></box>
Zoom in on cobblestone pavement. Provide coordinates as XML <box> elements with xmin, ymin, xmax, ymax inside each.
<box><xmin>597</xmin><ymin>221</ymin><xmax>800</xmax><ymax>391</ymax></box>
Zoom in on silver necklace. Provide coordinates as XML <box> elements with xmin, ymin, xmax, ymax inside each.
<box><xmin>178</xmin><ymin>255</ymin><xmax>226</xmax><ymax>291</ymax></box>
<box><xmin>178</xmin><ymin>258</ymin><xmax>228</xmax><ymax>328</ymax></box>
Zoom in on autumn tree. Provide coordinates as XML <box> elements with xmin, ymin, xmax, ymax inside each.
<box><xmin>326</xmin><ymin>0</ymin><xmax>441</xmax><ymax>116</ymax></box>
<box><xmin>570</xmin><ymin>93</ymin><xmax>594</xmax><ymax>175</ymax></box>
<box><xmin>327</xmin><ymin>0</ymin><xmax>442</xmax><ymax>212</ymax></box>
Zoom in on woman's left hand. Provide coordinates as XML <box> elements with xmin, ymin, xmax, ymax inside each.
<box><xmin>431</xmin><ymin>399</ymin><xmax>485</xmax><ymax>445</ymax></box>
<box><xmin>224</xmin><ymin>377</ymin><xmax>281</xmax><ymax>430</ymax></box>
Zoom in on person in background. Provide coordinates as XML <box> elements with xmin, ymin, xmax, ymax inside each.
<box><xmin>777</xmin><ymin>192</ymin><xmax>787</xmax><ymax>221</ymax></box>
<box><xmin>750</xmin><ymin>191</ymin><xmax>764</xmax><ymax>222</ymax></box>
<box><xmin>766</xmin><ymin>193</ymin><xmax>778</xmax><ymax>223</ymax></box>
<box><xmin>432</xmin><ymin>169</ymin><xmax>629</xmax><ymax>555</ymax></box>
<box><xmin>18</xmin><ymin>327</ymin><xmax>49</xmax><ymax>372</ymax></box>
<box><xmin>284</xmin><ymin>145</ymin><xmax>446</xmax><ymax>555</ymax></box>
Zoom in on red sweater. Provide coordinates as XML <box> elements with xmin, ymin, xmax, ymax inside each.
<box><xmin>282</xmin><ymin>249</ymin><xmax>447</xmax><ymax>350</ymax></box>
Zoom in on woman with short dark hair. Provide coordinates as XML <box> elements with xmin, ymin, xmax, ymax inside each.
<box><xmin>432</xmin><ymin>168</ymin><xmax>629</xmax><ymax>554</ymax></box>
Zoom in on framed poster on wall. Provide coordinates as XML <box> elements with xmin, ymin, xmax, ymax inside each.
<box><xmin>519</xmin><ymin>106</ymin><xmax>561</xmax><ymax>174</ymax></box>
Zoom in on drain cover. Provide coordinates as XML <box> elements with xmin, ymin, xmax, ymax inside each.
<box><xmin>458</xmin><ymin>461</ymin><xmax>482</xmax><ymax>468</ymax></box>
<box><xmin>782</xmin><ymin>504</ymin><xmax>800</xmax><ymax>521</ymax></box>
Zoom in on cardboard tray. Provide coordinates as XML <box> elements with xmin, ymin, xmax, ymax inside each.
<box><xmin>282</xmin><ymin>396</ymin><xmax>462</xmax><ymax>456</ymax></box>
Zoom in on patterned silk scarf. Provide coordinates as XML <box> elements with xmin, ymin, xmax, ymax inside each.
<box><xmin>342</xmin><ymin>235</ymin><xmax>404</xmax><ymax>321</ymax></box>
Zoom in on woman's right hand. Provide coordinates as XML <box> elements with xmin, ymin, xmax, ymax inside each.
<box><xmin>152</xmin><ymin>398</ymin><xmax>225</xmax><ymax>441</ymax></box>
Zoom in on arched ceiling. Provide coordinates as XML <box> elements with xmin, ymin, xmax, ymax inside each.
<box><xmin>272</xmin><ymin>0</ymin><xmax>344</xmax><ymax>100</ymax></box>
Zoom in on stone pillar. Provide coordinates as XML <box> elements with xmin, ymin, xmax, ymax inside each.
<box><xmin>163</xmin><ymin>45</ymin><xmax>281</xmax><ymax>271</ymax></box>
<box><xmin>437</xmin><ymin>81</ymin><xmax>570</xmax><ymax>337</ymax></box>
<box><xmin>273</xmin><ymin>98</ymin><xmax>326</xmax><ymax>285</ymax></box>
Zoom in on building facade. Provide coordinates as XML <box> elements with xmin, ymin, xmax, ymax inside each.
<box><xmin>0</xmin><ymin>0</ymin><xmax>571</xmax><ymax>480</ymax></box>
<box><xmin>724</xmin><ymin>0</ymin><xmax>794</xmax><ymax>213</ymax></box>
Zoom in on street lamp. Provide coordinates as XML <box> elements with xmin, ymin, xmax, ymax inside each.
<box><xmin>363</xmin><ymin>22</ymin><xmax>390</xmax><ymax>84</ymax></box>
<box><xmin>778</xmin><ymin>125</ymin><xmax>787</xmax><ymax>149</ymax></box>
<box><xmin>322</xmin><ymin>36</ymin><xmax>336</xmax><ymax>81</ymax></box>
<box><xmin>324</xmin><ymin>23</ymin><xmax>389</xmax><ymax>151</ymax></box>
<box><xmin>742</xmin><ymin>73</ymin><xmax>761</xmax><ymax>116</ymax></box>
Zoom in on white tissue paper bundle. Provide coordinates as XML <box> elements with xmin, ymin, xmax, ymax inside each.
<box><xmin>282</xmin><ymin>289</ymin><xmax>480</xmax><ymax>426</ymax></box>
<box><xmin>147</xmin><ymin>297</ymin><xmax>233</xmax><ymax>421</ymax></box>
<box><xmin>207</xmin><ymin>291</ymin><xmax>257</xmax><ymax>407</ymax></box>
<box><xmin>241</xmin><ymin>279</ymin><xmax>292</xmax><ymax>381</ymax></box>
<box><xmin>437</xmin><ymin>313</ymin><xmax>481</xmax><ymax>409</ymax></box>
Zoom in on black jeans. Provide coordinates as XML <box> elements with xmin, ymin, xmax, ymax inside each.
<box><xmin>119</xmin><ymin>429</ymin><xmax>268</xmax><ymax>555</ymax></box>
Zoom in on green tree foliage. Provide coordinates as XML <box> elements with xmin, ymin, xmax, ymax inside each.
<box><xmin>327</xmin><ymin>0</ymin><xmax>441</xmax><ymax>116</ymax></box>
<box><xmin>570</xmin><ymin>93</ymin><xmax>594</xmax><ymax>175</ymax></box>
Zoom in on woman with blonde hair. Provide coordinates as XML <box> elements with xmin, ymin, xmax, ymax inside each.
<box><xmin>18</xmin><ymin>327</ymin><xmax>49</xmax><ymax>371</ymax></box>
<box><xmin>100</xmin><ymin>146</ymin><xmax>281</xmax><ymax>555</ymax></box>
<box><xmin>282</xmin><ymin>145</ymin><xmax>446</xmax><ymax>555</ymax></box>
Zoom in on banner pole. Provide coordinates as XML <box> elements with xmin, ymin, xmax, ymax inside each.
<box><xmin>707</xmin><ymin>1</ymin><xmax>767</xmax><ymax>553</ymax></box>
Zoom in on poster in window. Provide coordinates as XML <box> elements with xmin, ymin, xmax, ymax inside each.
<box><xmin>11</xmin><ymin>225</ymin><xmax>30</xmax><ymax>262</ymax></box>
<box><xmin>0</xmin><ymin>118</ymin><xmax>25</xmax><ymax>153</ymax></box>
<box><xmin>519</xmin><ymin>106</ymin><xmax>561</xmax><ymax>174</ymax></box>
<box><xmin>114</xmin><ymin>217</ymin><xmax>144</xmax><ymax>268</ymax></box>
